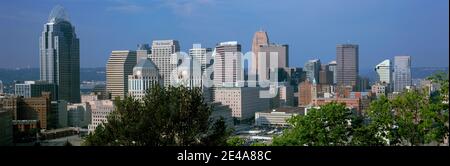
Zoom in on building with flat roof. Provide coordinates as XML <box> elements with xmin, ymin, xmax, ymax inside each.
<box><xmin>311</xmin><ymin>97</ymin><xmax>361</xmax><ymax>112</ymax></box>
<box><xmin>15</xmin><ymin>80</ymin><xmax>57</xmax><ymax>100</ymax></box>
<box><xmin>213</xmin><ymin>87</ymin><xmax>270</xmax><ymax>120</ymax></box>
<box><xmin>68</xmin><ymin>103</ymin><xmax>91</xmax><ymax>128</ymax></box>
<box><xmin>106</xmin><ymin>50</ymin><xmax>137</xmax><ymax>100</ymax></box>
<box><xmin>149</xmin><ymin>40</ymin><xmax>180</xmax><ymax>87</ymax></box>
<box><xmin>255</xmin><ymin>107</ymin><xmax>306</xmax><ymax>126</ymax></box>
<box><xmin>336</xmin><ymin>44</ymin><xmax>359</xmax><ymax>90</ymax></box>
<box><xmin>88</xmin><ymin>100</ymin><xmax>114</xmax><ymax>133</ymax></box>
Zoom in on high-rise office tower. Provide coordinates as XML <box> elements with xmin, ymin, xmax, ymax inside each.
<box><xmin>304</xmin><ymin>59</ymin><xmax>321</xmax><ymax>83</ymax></box>
<box><xmin>190</xmin><ymin>44</ymin><xmax>212</xmax><ymax>74</ymax></box>
<box><xmin>189</xmin><ymin>44</ymin><xmax>212</xmax><ymax>87</ymax></box>
<box><xmin>336</xmin><ymin>44</ymin><xmax>359</xmax><ymax>89</ymax></box>
<box><xmin>149</xmin><ymin>40</ymin><xmax>180</xmax><ymax>87</ymax></box>
<box><xmin>328</xmin><ymin>61</ymin><xmax>337</xmax><ymax>84</ymax></box>
<box><xmin>0</xmin><ymin>80</ymin><xmax>3</xmax><ymax>94</ymax></box>
<box><xmin>128</xmin><ymin>59</ymin><xmax>161</xmax><ymax>100</ymax></box>
<box><xmin>375</xmin><ymin>59</ymin><xmax>392</xmax><ymax>84</ymax></box>
<box><xmin>40</xmin><ymin>6</ymin><xmax>80</xmax><ymax>103</ymax></box>
<box><xmin>213</xmin><ymin>41</ymin><xmax>242</xmax><ymax>87</ymax></box>
<box><xmin>136</xmin><ymin>44</ymin><xmax>151</xmax><ymax>65</ymax></box>
<box><xmin>258</xmin><ymin>44</ymin><xmax>289</xmax><ymax>81</ymax></box>
<box><xmin>106</xmin><ymin>50</ymin><xmax>137</xmax><ymax>100</ymax></box>
<box><xmin>319</xmin><ymin>64</ymin><xmax>333</xmax><ymax>85</ymax></box>
<box><xmin>298</xmin><ymin>80</ymin><xmax>313</xmax><ymax>106</ymax></box>
<box><xmin>393</xmin><ymin>56</ymin><xmax>411</xmax><ymax>92</ymax></box>
<box><xmin>251</xmin><ymin>30</ymin><xmax>269</xmax><ymax>79</ymax></box>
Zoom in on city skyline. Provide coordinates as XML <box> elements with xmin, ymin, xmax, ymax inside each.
<box><xmin>0</xmin><ymin>0</ymin><xmax>448</xmax><ymax>69</ymax></box>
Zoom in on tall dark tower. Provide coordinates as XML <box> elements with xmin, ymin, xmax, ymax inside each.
<box><xmin>40</xmin><ymin>5</ymin><xmax>80</xmax><ymax>103</ymax></box>
<box><xmin>336</xmin><ymin>44</ymin><xmax>359</xmax><ymax>90</ymax></box>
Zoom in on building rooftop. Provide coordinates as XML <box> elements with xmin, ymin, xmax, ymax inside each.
<box><xmin>134</xmin><ymin>58</ymin><xmax>157</xmax><ymax>69</ymax></box>
<box><xmin>48</xmin><ymin>5</ymin><xmax>70</xmax><ymax>23</ymax></box>
<box><xmin>260</xmin><ymin>106</ymin><xmax>306</xmax><ymax>114</ymax></box>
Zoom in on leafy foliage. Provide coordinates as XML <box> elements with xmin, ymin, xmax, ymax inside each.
<box><xmin>83</xmin><ymin>85</ymin><xmax>230</xmax><ymax>146</ymax></box>
<box><xmin>226</xmin><ymin>136</ymin><xmax>245</xmax><ymax>146</ymax></box>
<box><xmin>273</xmin><ymin>72</ymin><xmax>449</xmax><ymax>146</ymax></box>
<box><xmin>273</xmin><ymin>102</ymin><xmax>362</xmax><ymax>146</ymax></box>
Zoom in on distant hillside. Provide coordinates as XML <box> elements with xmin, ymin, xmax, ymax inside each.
<box><xmin>0</xmin><ymin>67</ymin><xmax>106</xmax><ymax>84</ymax></box>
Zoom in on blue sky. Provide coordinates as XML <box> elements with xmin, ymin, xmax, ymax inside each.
<box><xmin>0</xmin><ymin>0</ymin><xmax>448</xmax><ymax>69</ymax></box>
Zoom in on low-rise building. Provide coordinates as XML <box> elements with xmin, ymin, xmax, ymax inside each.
<box><xmin>311</xmin><ymin>98</ymin><xmax>361</xmax><ymax>112</ymax></box>
<box><xmin>214</xmin><ymin>87</ymin><xmax>270</xmax><ymax>120</ymax></box>
<box><xmin>255</xmin><ymin>107</ymin><xmax>306</xmax><ymax>126</ymax></box>
<box><xmin>372</xmin><ymin>83</ymin><xmax>388</xmax><ymax>98</ymax></box>
<box><xmin>67</xmin><ymin>103</ymin><xmax>91</xmax><ymax>128</ymax></box>
<box><xmin>88</xmin><ymin>100</ymin><xmax>114</xmax><ymax>133</ymax></box>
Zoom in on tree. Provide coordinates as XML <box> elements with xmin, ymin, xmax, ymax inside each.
<box><xmin>226</xmin><ymin>136</ymin><xmax>245</xmax><ymax>146</ymax></box>
<box><xmin>365</xmin><ymin>72</ymin><xmax>449</xmax><ymax>146</ymax></box>
<box><xmin>272</xmin><ymin>102</ymin><xmax>362</xmax><ymax>146</ymax></box>
<box><xmin>83</xmin><ymin>85</ymin><xmax>230</xmax><ymax>146</ymax></box>
<box><xmin>364</xmin><ymin>95</ymin><xmax>399</xmax><ymax>145</ymax></box>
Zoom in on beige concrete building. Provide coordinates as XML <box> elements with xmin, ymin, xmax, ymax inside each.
<box><xmin>213</xmin><ymin>41</ymin><xmax>242</xmax><ymax>87</ymax></box>
<box><xmin>258</xmin><ymin>44</ymin><xmax>288</xmax><ymax>81</ymax></box>
<box><xmin>213</xmin><ymin>87</ymin><xmax>270</xmax><ymax>120</ymax></box>
<box><xmin>106</xmin><ymin>50</ymin><xmax>137</xmax><ymax>100</ymax></box>
<box><xmin>372</xmin><ymin>82</ymin><xmax>388</xmax><ymax>98</ymax></box>
<box><xmin>149</xmin><ymin>40</ymin><xmax>180</xmax><ymax>87</ymax></box>
<box><xmin>88</xmin><ymin>100</ymin><xmax>114</xmax><ymax>133</ymax></box>
<box><xmin>251</xmin><ymin>30</ymin><xmax>269</xmax><ymax>78</ymax></box>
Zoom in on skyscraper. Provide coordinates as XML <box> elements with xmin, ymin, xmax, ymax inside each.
<box><xmin>336</xmin><ymin>44</ymin><xmax>359</xmax><ymax>89</ymax></box>
<box><xmin>128</xmin><ymin>59</ymin><xmax>161</xmax><ymax>100</ymax></box>
<box><xmin>304</xmin><ymin>59</ymin><xmax>321</xmax><ymax>83</ymax></box>
<box><xmin>328</xmin><ymin>61</ymin><xmax>337</xmax><ymax>84</ymax></box>
<box><xmin>319</xmin><ymin>64</ymin><xmax>333</xmax><ymax>85</ymax></box>
<box><xmin>0</xmin><ymin>80</ymin><xmax>3</xmax><ymax>94</ymax></box>
<box><xmin>393</xmin><ymin>56</ymin><xmax>412</xmax><ymax>92</ymax></box>
<box><xmin>189</xmin><ymin>44</ymin><xmax>212</xmax><ymax>87</ymax></box>
<box><xmin>106</xmin><ymin>50</ymin><xmax>137</xmax><ymax>100</ymax></box>
<box><xmin>251</xmin><ymin>30</ymin><xmax>269</xmax><ymax>79</ymax></box>
<box><xmin>149</xmin><ymin>40</ymin><xmax>180</xmax><ymax>87</ymax></box>
<box><xmin>213</xmin><ymin>41</ymin><xmax>242</xmax><ymax>87</ymax></box>
<box><xmin>136</xmin><ymin>44</ymin><xmax>151</xmax><ymax>65</ymax></box>
<box><xmin>190</xmin><ymin>44</ymin><xmax>212</xmax><ymax>73</ymax></box>
<box><xmin>375</xmin><ymin>59</ymin><xmax>392</xmax><ymax>84</ymax></box>
<box><xmin>40</xmin><ymin>6</ymin><xmax>80</xmax><ymax>103</ymax></box>
<box><xmin>258</xmin><ymin>44</ymin><xmax>289</xmax><ymax>81</ymax></box>
<box><xmin>298</xmin><ymin>80</ymin><xmax>313</xmax><ymax>106</ymax></box>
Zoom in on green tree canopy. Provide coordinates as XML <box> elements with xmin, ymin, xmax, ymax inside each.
<box><xmin>272</xmin><ymin>102</ymin><xmax>363</xmax><ymax>146</ymax></box>
<box><xmin>83</xmin><ymin>85</ymin><xmax>230</xmax><ymax>146</ymax></box>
